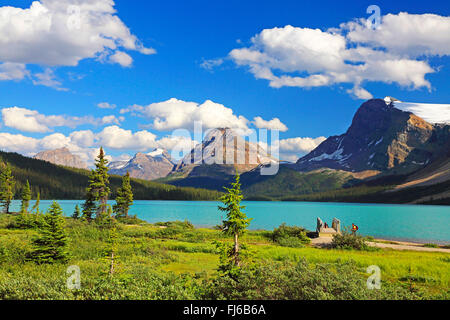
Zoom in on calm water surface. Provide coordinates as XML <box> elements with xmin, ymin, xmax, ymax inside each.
<box><xmin>10</xmin><ymin>200</ymin><xmax>450</xmax><ymax>244</ymax></box>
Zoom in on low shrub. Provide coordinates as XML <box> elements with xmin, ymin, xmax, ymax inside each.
<box><xmin>276</xmin><ymin>236</ymin><xmax>307</xmax><ymax>248</ymax></box>
<box><xmin>331</xmin><ymin>228</ymin><xmax>371</xmax><ymax>250</ymax></box>
<box><xmin>271</xmin><ymin>223</ymin><xmax>310</xmax><ymax>247</ymax></box>
<box><xmin>115</xmin><ymin>215</ymin><xmax>146</xmax><ymax>225</ymax></box>
<box><xmin>10</xmin><ymin>213</ymin><xmax>42</xmax><ymax>230</ymax></box>
<box><xmin>203</xmin><ymin>259</ymin><xmax>424</xmax><ymax>300</ymax></box>
<box><xmin>154</xmin><ymin>220</ymin><xmax>194</xmax><ymax>230</ymax></box>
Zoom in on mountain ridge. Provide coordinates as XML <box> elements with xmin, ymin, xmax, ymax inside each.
<box><xmin>33</xmin><ymin>147</ymin><xmax>88</xmax><ymax>169</ymax></box>
<box><xmin>296</xmin><ymin>98</ymin><xmax>450</xmax><ymax>174</ymax></box>
<box><xmin>108</xmin><ymin>148</ymin><xmax>175</xmax><ymax>181</ymax></box>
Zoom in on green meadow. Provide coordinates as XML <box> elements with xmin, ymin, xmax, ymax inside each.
<box><xmin>0</xmin><ymin>213</ymin><xmax>448</xmax><ymax>300</ymax></box>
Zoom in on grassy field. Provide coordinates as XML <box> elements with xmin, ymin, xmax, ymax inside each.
<box><xmin>0</xmin><ymin>213</ymin><xmax>448</xmax><ymax>300</ymax></box>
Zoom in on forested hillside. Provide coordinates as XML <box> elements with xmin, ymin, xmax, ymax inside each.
<box><xmin>0</xmin><ymin>151</ymin><xmax>221</xmax><ymax>200</ymax></box>
<box><xmin>241</xmin><ymin>166</ymin><xmax>357</xmax><ymax>199</ymax></box>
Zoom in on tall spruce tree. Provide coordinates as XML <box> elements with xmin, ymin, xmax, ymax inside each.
<box><xmin>0</xmin><ymin>162</ymin><xmax>15</xmax><ymax>214</ymax></box>
<box><xmin>20</xmin><ymin>180</ymin><xmax>32</xmax><ymax>213</ymax></box>
<box><xmin>82</xmin><ymin>147</ymin><xmax>110</xmax><ymax>220</ymax></box>
<box><xmin>30</xmin><ymin>201</ymin><xmax>69</xmax><ymax>264</ymax></box>
<box><xmin>113</xmin><ymin>171</ymin><xmax>134</xmax><ymax>218</ymax></box>
<box><xmin>218</xmin><ymin>172</ymin><xmax>251</xmax><ymax>267</ymax></box>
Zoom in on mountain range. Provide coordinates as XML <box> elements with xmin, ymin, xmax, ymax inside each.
<box><xmin>108</xmin><ymin>148</ymin><xmax>175</xmax><ymax>180</ymax></box>
<box><xmin>27</xmin><ymin>97</ymin><xmax>450</xmax><ymax>204</ymax></box>
<box><xmin>296</xmin><ymin>98</ymin><xmax>449</xmax><ymax>174</ymax></box>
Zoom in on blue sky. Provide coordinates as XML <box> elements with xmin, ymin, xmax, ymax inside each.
<box><xmin>0</xmin><ymin>0</ymin><xmax>449</xmax><ymax>164</ymax></box>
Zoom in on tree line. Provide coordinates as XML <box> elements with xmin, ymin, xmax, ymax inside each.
<box><xmin>0</xmin><ymin>148</ymin><xmax>133</xmax><ymax>218</ymax></box>
<box><xmin>0</xmin><ymin>148</ymin><xmax>134</xmax><ymax>266</ymax></box>
<box><xmin>1</xmin><ymin>149</ymin><xmax>251</xmax><ymax>277</ymax></box>
<box><xmin>0</xmin><ymin>150</ymin><xmax>221</xmax><ymax>201</ymax></box>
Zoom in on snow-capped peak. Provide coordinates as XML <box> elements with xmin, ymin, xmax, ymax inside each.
<box><xmin>147</xmin><ymin>148</ymin><xmax>165</xmax><ymax>157</ymax></box>
<box><xmin>384</xmin><ymin>96</ymin><xmax>402</xmax><ymax>105</ymax></box>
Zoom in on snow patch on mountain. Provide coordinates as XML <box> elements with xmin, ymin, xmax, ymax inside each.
<box><xmin>108</xmin><ymin>160</ymin><xmax>128</xmax><ymax>170</ymax></box>
<box><xmin>309</xmin><ymin>148</ymin><xmax>345</xmax><ymax>162</ymax></box>
<box><xmin>147</xmin><ymin>148</ymin><xmax>165</xmax><ymax>157</ymax></box>
<box><xmin>393</xmin><ymin>101</ymin><xmax>450</xmax><ymax>124</ymax></box>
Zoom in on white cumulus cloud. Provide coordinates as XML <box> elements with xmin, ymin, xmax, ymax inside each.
<box><xmin>0</xmin><ymin>0</ymin><xmax>155</xmax><ymax>89</ymax></box>
<box><xmin>226</xmin><ymin>12</ymin><xmax>450</xmax><ymax>99</ymax></box>
<box><xmin>129</xmin><ymin>98</ymin><xmax>250</xmax><ymax>132</ymax></box>
<box><xmin>1</xmin><ymin>106</ymin><xmax>123</xmax><ymax>132</ymax></box>
<box><xmin>0</xmin><ymin>0</ymin><xmax>154</xmax><ymax>67</ymax></box>
<box><xmin>96</xmin><ymin>125</ymin><xmax>158</xmax><ymax>151</ymax></box>
<box><xmin>279</xmin><ymin>136</ymin><xmax>326</xmax><ymax>162</ymax></box>
<box><xmin>253</xmin><ymin>116</ymin><xmax>288</xmax><ymax>132</ymax></box>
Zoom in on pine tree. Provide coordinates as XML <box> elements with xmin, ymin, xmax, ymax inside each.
<box><xmin>72</xmin><ymin>204</ymin><xmax>81</xmax><ymax>219</ymax></box>
<box><xmin>82</xmin><ymin>147</ymin><xmax>110</xmax><ymax>221</ymax></box>
<box><xmin>0</xmin><ymin>162</ymin><xmax>15</xmax><ymax>214</ymax></box>
<box><xmin>113</xmin><ymin>171</ymin><xmax>134</xmax><ymax>218</ymax></box>
<box><xmin>81</xmin><ymin>191</ymin><xmax>96</xmax><ymax>221</ymax></box>
<box><xmin>30</xmin><ymin>201</ymin><xmax>69</xmax><ymax>264</ymax></box>
<box><xmin>31</xmin><ymin>192</ymin><xmax>41</xmax><ymax>215</ymax></box>
<box><xmin>20</xmin><ymin>180</ymin><xmax>32</xmax><ymax>213</ymax></box>
<box><xmin>218</xmin><ymin>171</ymin><xmax>251</xmax><ymax>267</ymax></box>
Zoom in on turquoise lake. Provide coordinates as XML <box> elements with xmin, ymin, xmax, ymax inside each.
<box><xmin>9</xmin><ymin>200</ymin><xmax>450</xmax><ymax>244</ymax></box>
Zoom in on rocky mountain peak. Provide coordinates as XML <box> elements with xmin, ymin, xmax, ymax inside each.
<box><xmin>176</xmin><ymin>128</ymin><xmax>276</xmax><ymax>173</ymax></box>
<box><xmin>296</xmin><ymin>98</ymin><xmax>449</xmax><ymax>173</ymax></box>
<box><xmin>108</xmin><ymin>148</ymin><xmax>174</xmax><ymax>181</ymax></box>
<box><xmin>33</xmin><ymin>147</ymin><xmax>88</xmax><ymax>169</ymax></box>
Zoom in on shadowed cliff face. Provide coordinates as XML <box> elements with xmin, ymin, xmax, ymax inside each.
<box><xmin>33</xmin><ymin>147</ymin><xmax>88</xmax><ymax>169</ymax></box>
<box><xmin>296</xmin><ymin>99</ymin><xmax>449</xmax><ymax>173</ymax></box>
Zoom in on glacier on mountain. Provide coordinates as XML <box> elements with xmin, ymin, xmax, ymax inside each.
<box><xmin>392</xmin><ymin>101</ymin><xmax>450</xmax><ymax>124</ymax></box>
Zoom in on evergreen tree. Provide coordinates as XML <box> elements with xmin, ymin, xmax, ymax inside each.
<box><xmin>218</xmin><ymin>172</ymin><xmax>251</xmax><ymax>267</ymax></box>
<box><xmin>20</xmin><ymin>180</ymin><xmax>32</xmax><ymax>213</ymax></box>
<box><xmin>81</xmin><ymin>191</ymin><xmax>96</xmax><ymax>221</ymax></box>
<box><xmin>30</xmin><ymin>201</ymin><xmax>69</xmax><ymax>264</ymax></box>
<box><xmin>113</xmin><ymin>171</ymin><xmax>134</xmax><ymax>218</ymax></box>
<box><xmin>82</xmin><ymin>147</ymin><xmax>110</xmax><ymax>220</ymax></box>
<box><xmin>72</xmin><ymin>204</ymin><xmax>81</xmax><ymax>219</ymax></box>
<box><xmin>0</xmin><ymin>162</ymin><xmax>15</xmax><ymax>214</ymax></box>
<box><xmin>31</xmin><ymin>192</ymin><xmax>41</xmax><ymax>215</ymax></box>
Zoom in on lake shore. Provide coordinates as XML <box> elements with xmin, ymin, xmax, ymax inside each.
<box><xmin>310</xmin><ymin>235</ymin><xmax>450</xmax><ymax>252</ymax></box>
<box><xmin>6</xmin><ymin>199</ymin><xmax>450</xmax><ymax>244</ymax></box>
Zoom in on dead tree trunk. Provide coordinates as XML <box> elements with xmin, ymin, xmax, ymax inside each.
<box><xmin>234</xmin><ymin>232</ymin><xmax>240</xmax><ymax>267</ymax></box>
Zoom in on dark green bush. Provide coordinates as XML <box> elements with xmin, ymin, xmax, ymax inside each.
<box><xmin>115</xmin><ymin>215</ymin><xmax>146</xmax><ymax>225</ymax></box>
<box><xmin>203</xmin><ymin>259</ymin><xmax>425</xmax><ymax>300</ymax></box>
<box><xmin>10</xmin><ymin>213</ymin><xmax>42</xmax><ymax>230</ymax></box>
<box><xmin>276</xmin><ymin>236</ymin><xmax>305</xmax><ymax>248</ymax></box>
<box><xmin>271</xmin><ymin>223</ymin><xmax>310</xmax><ymax>247</ymax></box>
<box><xmin>331</xmin><ymin>228</ymin><xmax>371</xmax><ymax>250</ymax></box>
<box><xmin>154</xmin><ymin>220</ymin><xmax>194</xmax><ymax>229</ymax></box>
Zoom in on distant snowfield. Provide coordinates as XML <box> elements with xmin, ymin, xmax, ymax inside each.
<box><xmin>393</xmin><ymin>102</ymin><xmax>450</xmax><ymax>124</ymax></box>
